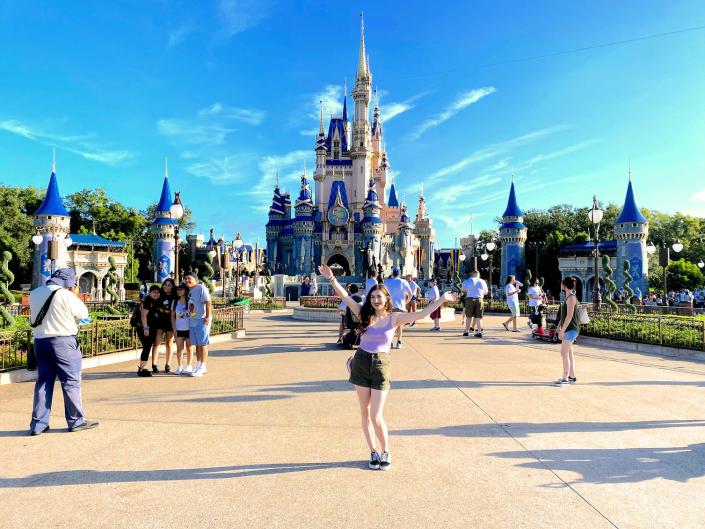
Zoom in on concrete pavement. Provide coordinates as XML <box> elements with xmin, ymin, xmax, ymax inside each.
<box><xmin>1</xmin><ymin>312</ymin><xmax>705</xmax><ymax>529</ymax></box>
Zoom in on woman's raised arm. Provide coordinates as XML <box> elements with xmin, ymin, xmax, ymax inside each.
<box><xmin>393</xmin><ymin>291</ymin><xmax>457</xmax><ymax>326</ymax></box>
<box><xmin>317</xmin><ymin>265</ymin><xmax>362</xmax><ymax>317</ymax></box>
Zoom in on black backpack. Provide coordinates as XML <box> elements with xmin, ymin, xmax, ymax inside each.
<box><xmin>344</xmin><ymin>294</ymin><xmax>363</xmax><ymax>330</ymax></box>
<box><xmin>129</xmin><ymin>303</ymin><xmax>143</xmax><ymax>328</ymax></box>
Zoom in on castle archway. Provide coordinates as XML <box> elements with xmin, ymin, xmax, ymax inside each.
<box><xmin>326</xmin><ymin>254</ymin><xmax>350</xmax><ymax>276</ymax></box>
<box><xmin>78</xmin><ymin>271</ymin><xmax>97</xmax><ymax>295</ymax></box>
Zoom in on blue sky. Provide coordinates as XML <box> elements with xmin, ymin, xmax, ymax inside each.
<box><xmin>1</xmin><ymin>1</ymin><xmax>704</xmax><ymax>247</ymax></box>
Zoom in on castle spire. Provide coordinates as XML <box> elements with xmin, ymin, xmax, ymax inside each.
<box><xmin>165</xmin><ymin>156</ymin><xmax>168</xmax><ymax>179</ymax></box>
<box><xmin>615</xmin><ymin>172</ymin><xmax>647</xmax><ymax>224</ymax></box>
<box><xmin>34</xmin><ymin>154</ymin><xmax>70</xmax><ymax>217</ymax></box>
<box><xmin>356</xmin><ymin>12</ymin><xmax>369</xmax><ymax>82</ymax></box>
<box><xmin>502</xmin><ymin>177</ymin><xmax>523</xmax><ymax>218</ymax></box>
<box><xmin>319</xmin><ymin>100</ymin><xmax>324</xmax><ymax>134</ymax></box>
<box><xmin>52</xmin><ymin>147</ymin><xmax>56</xmax><ymax>174</ymax></box>
<box><xmin>342</xmin><ymin>78</ymin><xmax>348</xmax><ymax>122</ymax></box>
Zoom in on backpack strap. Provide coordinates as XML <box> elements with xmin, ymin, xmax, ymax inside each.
<box><xmin>30</xmin><ymin>289</ymin><xmax>60</xmax><ymax>328</ymax></box>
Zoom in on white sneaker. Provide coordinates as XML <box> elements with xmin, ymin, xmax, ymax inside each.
<box><xmin>175</xmin><ymin>366</ymin><xmax>183</xmax><ymax>375</ymax></box>
<box><xmin>182</xmin><ymin>366</ymin><xmax>193</xmax><ymax>375</ymax></box>
<box><xmin>190</xmin><ymin>365</ymin><xmax>207</xmax><ymax>377</ymax></box>
<box><xmin>379</xmin><ymin>451</ymin><xmax>391</xmax><ymax>471</ymax></box>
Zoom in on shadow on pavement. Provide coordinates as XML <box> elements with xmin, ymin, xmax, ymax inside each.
<box><xmin>0</xmin><ymin>461</ymin><xmax>364</xmax><ymax>488</ymax></box>
<box><xmin>490</xmin><ymin>442</ymin><xmax>705</xmax><ymax>484</ymax></box>
<box><xmin>210</xmin><ymin>344</ymin><xmax>336</xmax><ymax>357</ymax></box>
<box><xmin>392</xmin><ymin>420</ymin><xmax>705</xmax><ymax>438</ymax></box>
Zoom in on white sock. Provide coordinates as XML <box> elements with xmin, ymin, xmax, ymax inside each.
<box><xmin>201</xmin><ymin>363</ymin><xmax>207</xmax><ymax>370</ymax></box>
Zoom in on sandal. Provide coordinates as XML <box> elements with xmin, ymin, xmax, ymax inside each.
<box><xmin>502</xmin><ymin>322</ymin><xmax>509</xmax><ymax>331</ymax></box>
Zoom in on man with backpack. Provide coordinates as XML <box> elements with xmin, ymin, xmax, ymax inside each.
<box><xmin>28</xmin><ymin>268</ymin><xmax>99</xmax><ymax>436</ymax></box>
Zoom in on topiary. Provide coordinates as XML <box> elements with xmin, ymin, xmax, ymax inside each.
<box><xmin>623</xmin><ymin>261</ymin><xmax>637</xmax><ymax>313</ymax></box>
<box><xmin>197</xmin><ymin>255</ymin><xmax>215</xmax><ymax>293</ymax></box>
<box><xmin>105</xmin><ymin>256</ymin><xmax>121</xmax><ymax>315</ymax></box>
<box><xmin>525</xmin><ymin>268</ymin><xmax>533</xmax><ymax>285</ymax></box>
<box><xmin>0</xmin><ymin>251</ymin><xmax>16</xmax><ymax>327</ymax></box>
<box><xmin>602</xmin><ymin>255</ymin><xmax>618</xmax><ymax>312</ymax></box>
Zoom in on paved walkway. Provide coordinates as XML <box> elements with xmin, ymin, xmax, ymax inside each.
<box><xmin>1</xmin><ymin>312</ymin><xmax>705</xmax><ymax>529</ymax></box>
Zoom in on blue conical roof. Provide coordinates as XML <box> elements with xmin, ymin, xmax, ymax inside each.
<box><xmin>342</xmin><ymin>93</ymin><xmax>348</xmax><ymax>123</ymax></box>
<box><xmin>502</xmin><ymin>181</ymin><xmax>523</xmax><ymax>218</ymax></box>
<box><xmin>156</xmin><ymin>177</ymin><xmax>172</xmax><ymax>212</ymax></box>
<box><xmin>388</xmin><ymin>184</ymin><xmax>399</xmax><ymax>207</ymax></box>
<box><xmin>615</xmin><ymin>179</ymin><xmax>647</xmax><ymax>224</ymax></box>
<box><xmin>34</xmin><ymin>172</ymin><xmax>70</xmax><ymax>216</ymax></box>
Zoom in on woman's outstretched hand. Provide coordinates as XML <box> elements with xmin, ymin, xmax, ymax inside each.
<box><xmin>441</xmin><ymin>291</ymin><xmax>458</xmax><ymax>303</ymax></box>
<box><xmin>318</xmin><ymin>264</ymin><xmax>334</xmax><ymax>280</ymax></box>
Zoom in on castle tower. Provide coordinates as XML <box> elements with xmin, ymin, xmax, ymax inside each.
<box><xmin>265</xmin><ymin>174</ymin><xmax>286</xmax><ymax>273</ymax></box>
<box><xmin>361</xmin><ymin>177</ymin><xmax>385</xmax><ymax>275</ymax></box>
<box><xmin>350</xmin><ymin>14</ymin><xmax>372</xmax><ymax>210</ymax></box>
<box><xmin>396</xmin><ymin>203</ymin><xmax>415</xmax><ymax>276</ymax></box>
<box><xmin>614</xmin><ymin>174</ymin><xmax>649</xmax><ymax>296</ymax></box>
<box><xmin>293</xmin><ymin>167</ymin><xmax>316</xmax><ymax>275</ymax></box>
<box><xmin>413</xmin><ymin>185</ymin><xmax>435</xmax><ymax>279</ymax></box>
<box><xmin>499</xmin><ymin>177</ymin><xmax>527</xmax><ymax>286</ymax></box>
<box><xmin>151</xmin><ymin>160</ymin><xmax>177</xmax><ymax>283</ymax></box>
<box><xmin>31</xmin><ymin>154</ymin><xmax>71</xmax><ymax>288</ymax></box>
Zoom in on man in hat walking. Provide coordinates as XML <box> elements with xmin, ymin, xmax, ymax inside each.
<box><xmin>29</xmin><ymin>268</ymin><xmax>99</xmax><ymax>435</ymax></box>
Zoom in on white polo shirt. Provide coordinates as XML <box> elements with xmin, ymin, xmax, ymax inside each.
<box><xmin>29</xmin><ymin>285</ymin><xmax>89</xmax><ymax>339</ymax></box>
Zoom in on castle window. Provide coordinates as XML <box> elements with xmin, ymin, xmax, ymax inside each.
<box><xmin>632</xmin><ymin>223</ymin><xmax>637</xmax><ymax>227</ymax></box>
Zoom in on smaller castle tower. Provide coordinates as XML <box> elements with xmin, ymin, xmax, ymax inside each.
<box><xmin>396</xmin><ymin>203</ymin><xmax>415</xmax><ymax>276</ymax></box>
<box><xmin>266</xmin><ymin>175</ymin><xmax>286</xmax><ymax>274</ymax></box>
<box><xmin>151</xmin><ymin>159</ymin><xmax>177</xmax><ymax>283</ymax></box>
<box><xmin>32</xmin><ymin>153</ymin><xmax>71</xmax><ymax>288</ymax></box>
<box><xmin>499</xmin><ymin>177</ymin><xmax>527</xmax><ymax>286</ymax></box>
<box><xmin>293</xmin><ymin>167</ymin><xmax>316</xmax><ymax>274</ymax></box>
<box><xmin>614</xmin><ymin>173</ymin><xmax>649</xmax><ymax>296</ymax></box>
<box><xmin>413</xmin><ymin>185</ymin><xmax>435</xmax><ymax>279</ymax></box>
<box><xmin>361</xmin><ymin>177</ymin><xmax>385</xmax><ymax>276</ymax></box>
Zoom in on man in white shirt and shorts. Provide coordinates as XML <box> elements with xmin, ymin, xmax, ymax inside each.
<box><xmin>383</xmin><ymin>268</ymin><xmax>413</xmax><ymax>348</ymax></box>
<box><xmin>461</xmin><ymin>270</ymin><xmax>488</xmax><ymax>338</ymax></box>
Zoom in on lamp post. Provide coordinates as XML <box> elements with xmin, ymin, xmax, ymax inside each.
<box><xmin>527</xmin><ymin>241</ymin><xmax>545</xmax><ymax>278</ymax></box>
<box><xmin>647</xmin><ymin>240</ymin><xmax>682</xmax><ymax>300</ymax></box>
<box><xmin>589</xmin><ymin>195</ymin><xmax>604</xmax><ymax>311</ymax></box>
<box><xmin>481</xmin><ymin>240</ymin><xmax>496</xmax><ymax>300</ymax></box>
<box><xmin>233</xmin><ymin>232</ymin><xmax>243</xmax><ymax>299</ymax></box>
<box><xmin>170</xmin><ymin>191</ymin><xmax>185</xmax><ymax>283</ymax></box>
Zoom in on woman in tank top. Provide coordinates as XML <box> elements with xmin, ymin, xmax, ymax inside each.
<box><xmin>556</xmin><ymin>275</ymin><xmax>580</xmax><ymax>386</ymax></box>
<box><xmin>319</xmin><ymin>264</ymin><xmax>455</xmax><ymax>471</ymax></box>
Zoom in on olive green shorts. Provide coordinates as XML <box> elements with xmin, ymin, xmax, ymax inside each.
<box><xmin>464</xmin><ymin>298</ymin><xmax>484</xmax><ymax>319</ymax></box>
<box><xmin>349</xmin><ymin>349</ymin><xmax>391</xmax><ymax>391</ymax></box>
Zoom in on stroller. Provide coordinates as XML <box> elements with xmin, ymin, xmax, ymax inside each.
<box><xmin>530</xmin><ymin>304</ymin><xmax>562</xmax><ymax>343</ymax></box>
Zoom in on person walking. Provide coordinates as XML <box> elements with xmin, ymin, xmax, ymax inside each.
<box><xmin>461</xmin><ymin>270</ymin><xmax>488</xmax><ymax>337</ymax></box>
<box><xmin>526</xmin><ymin>278</ymin><xmax>543</xmax><ymax>328</ymax></box>
<box><xmin>556</xmin><ymin>276</ymin><xmax>580</xmax><ymax>386</ymax></box>
<box><xmin>502</xmin><ymin>275</ymin><xmax>522</xmax><ymax>332</ymax></box>
<box><xmin>136</xmin><ymin>285</ymin><xmax>161</xmax><ymax>377</ymax></box>
<box><xmin>29</xmin><ymin>268</ymin><xmax>99</xmax><ymax>435</ymax></box>
<box><xmin>171</xmin><ymin>283</ymin><xmax>193</xmax><ymax>375</ymax></box>
<box><xmin>184</xmin><ymin>273</ymin><xmax>212</xmax><ymax>377</ymax></box>
<box><xmin>427</xmin><ymin>278</ymin><xmax>442</xmax><ymax>331</ymax></box>
<box><xmin>320</xmin><ymin>264</ymin><xmax>455</xmax><ymax>470</ymax></box>
<box><xmin>405</xmin><ymin>274</ymin><xmax>420</xmax><ymax>326</ymax></box>
<box><xmin>383</xmin><ymin>268</ymin><xmax>413</xmax><ymax>348</ymax></box>
<box><xmin>153</xmin><ymin>278</ymin><xmax>176</xmax><ymax>373</ymax></box>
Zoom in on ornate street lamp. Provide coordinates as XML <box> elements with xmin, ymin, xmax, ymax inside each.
<box><xmin>233</xmin><ymin>233</ymin><xmax>243</xmax><ymax>299</ymax></box>
<box><xmin>480</xmin><ymin>241</ymin><xmax>496</xmax><ymax>300</ymax></box>
<box><xmin>589</xmin><ymin>195</ymin><xmax>604</xmax><ymax>311</ymax></box>
<box><xmin>170</xmin><ymin>191</ymin><xmax>184</xmax><ymax>283</ymax></box>
<box><xmin>648</xmin><ymin>239</ymin><xmax>682</xmax><ymax>299</ymax></box>
<box><xmin>698</xmin><ymin>260</ymin><xmax>704</xmax><ymax>269</ymax></box>
<box><xmin>31</xmin><ymin>230</ymin><xmax>43</xmax><ymax>246</ymax></box>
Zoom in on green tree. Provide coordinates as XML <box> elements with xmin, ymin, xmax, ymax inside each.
<box><xmin>666</xmin><ymin>259</ymin><xmax>705</xmax><ymax>291</ymax></box>
<box><xmin>0</xmin><ymin>186</ymin><xmax>43</xmax><ymax>285</ymax></box>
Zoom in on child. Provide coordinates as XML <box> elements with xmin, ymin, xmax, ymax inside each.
<box><xmin>171</xmin><ymin>284</ymin><xmax>193</xmax><ymax>375</ymax></box>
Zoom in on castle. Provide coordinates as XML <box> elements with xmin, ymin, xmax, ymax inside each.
<box><xmin>266</xmin><ymin>18</ymin><xmax>435</xmax><ymax>279</ymax></box>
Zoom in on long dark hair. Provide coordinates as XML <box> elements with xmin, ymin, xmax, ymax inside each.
<box><xmin>359</xmin><ymin>284</ymin><xmax>392</xmax><ymax>334</ymax></box>
<box><xmin>161</xmin><ymin>278</ymin><xmax>177</xmax><ymax>300</ymax></box>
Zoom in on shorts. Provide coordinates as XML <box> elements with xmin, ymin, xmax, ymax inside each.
<box><xmin>176</xmin><ymin>329</ymin><xmax>190</xmax><ymax>339</ymax></box>
<box><xmin>189</xmin><ymin>319</ymin><xmax>210</xmax><ymax>346</ymax></box>
<box><xmin>563</xmin><ymin>330</ymin><xmax>579</xmax><ymax>343</ymax></box>
<box><xmin>430</xmin><ymin>307</ymin><xmax>442</xmax><ymax>320</ymax></box>
<box><xmin>507</xmin><ymin>302</ymin><xmax>520</xmax><ymax>317</ymax></box>
<box><xmin>155</xmin><ymin>319</ymin><xmax>173</xmax><ymax>332</ymax></box>
<box><xmin>464</xmin><ymin>298</ymin><xmax>483</xmax><ymax>319</ymax></box>
<box><xmin>349</xmin><ymin>349</ymin><xmax>391</xmax><ymax>391</ymax></box>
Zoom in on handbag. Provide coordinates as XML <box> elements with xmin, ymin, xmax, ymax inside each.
<box><xmin>576</xmin><ymin>304</ymin><xmax>591</xmax><ymax>325</ymax></box>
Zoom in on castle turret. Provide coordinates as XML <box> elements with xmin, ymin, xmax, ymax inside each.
<box><xmin>293</xmin><ymin>167</ymin><xmax>316</xmax><ymax>274</ymax></box>
<box><xmin>351</xmin><ymin>14</ymin><xmax>372</xmax><ymax>210</ymax></box>
<box><xmin>266</xmin><ymin>175</ymin><xmax>286</xmax><ymax>273</ymax></box>
<box><xmin>413</xmin><ymin>185</ymin><xmax>435</xmax><ymax>279</ymax></box>
<box><xmin>499</xmin><ymin>177</ymin><xmax>527</xmax><ymax>286</ymax></box>
<box><xmin>32</xmin><ymin>154</ymin><xmax>71</xmax><ymax>288</ymax></box>
<box><xmin>396</xmin><ymin>203</ymin><xmax>414</xmax><ymax>276</ymax></box>
<box><xmin>614</xmin><ymin>173</ymin><xmax>649</xmax><ymax>296</ymax></box>
<box><xmin>361</xmin><ymin>177</ymin><xmax>385</xmax><ymax>275</ymax></box>
<box><xmin>151</xmin><ymin>159</ymin><xmax>178</xmax><ymax>283</ymax></box>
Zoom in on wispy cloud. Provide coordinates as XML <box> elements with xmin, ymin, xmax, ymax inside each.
<box><xmin>692</xmin><ymin>189</ymin><xmax>705</xmax><ymax>202</ymax></box>
<box><xmin>186</xmin><ymin>156</ymin><xmax>245</xmax><ymax>183</ymax></box>
<box><xmin>434</xmin><ymin>212</ymin><xmax>488</xmax><ymax>235</ymax></box>
<box><xmin>217</xmin><ymin>0</ymin><xmax>272</xmax><ymax>38</ymax></box>
<box><xmin>411</xmin><ymin>87</ymin><xmax>495</xmax><ymax>140</ymax></box>
<box><xmin>0</xmin><ymin>119</ymin><xmax>134</xmax><ymax>166</ymax></box>
<box><xmin>157</xmin><ymin>102</ymin><xmax>265</xmax><ymax>145</ymax></box>
<box><xmin>379</xmin><ymin>92</ymin><xmax>429</xmax><ymax>123</ymax></box>
<box><xmin>168</xmin><ymin>25</ymin><xmax>195</xmax><ymax>48</ymax></box>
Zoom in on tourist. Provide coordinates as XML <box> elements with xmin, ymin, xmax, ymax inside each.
<box><xmin>153</xmin><ymin>278</ymin><xmax>176</xmax><ymax>373</ymax></box>
<box><xmin>405</xmin><ymin>274</ymin><xmax>420</xmax><ymax>326</ymax></box>
<box><xmin>526</xmin><ymin>278</ymin><xmax>543</xmax><ymax>328</ymax></box>
<box><xmin>300</xmin><ymin>276</ymin><xmax>311</xmax><ymax>297</ymax></box>
<box><xmin>341</xmin><ymin>283</ymin><xmax>364</xmax><ymax>348</ymax></box>
<box><xmin>28</xmin><ymin>268</ymin><xmax>99</xmax><ymax>435</ymax></box>
<box><xmin>319</xmin><ymin>263</ymin><xmax>455</xmax><ymax>471</ymax></box>
<box><xmin>171</xmin><ymin>284</ymin><xmax>193</xmax><ymax>375</ymax></box>
<box><xmin>461</xmin><ymin>270</ymin><xmax>488</xmax><ymax>338</ymax></box>
<box><xmin>137</xmin><ymin>285</ymin><xmax>161</xmax><ymax>377</ymax></box>
<box><xmin>383</xmin><ymin>268</ymin><xmax>413</xmax><ymax>348</ymax></box>
<box><xmin>556</xmin><ymin>276</ymin><xmax>580</xmax><ymax>386</ymax></box>
<box><xmin>309</xmin><ymin>274</ymin><xmax>318</xmax><ymax>296</ymax></box>
<box><xmin>365</xmin><ymin>269</ymin><xmax>379</xmax><ymax>295</ymax></box>
<box><xmin>427</xmin><ymin>278</ymin><xmax>442</xmax><ymax>331</ymax></box>
<box><xmin>502</xmin><ymin>275</ymin><xmax>521</xmax><ymax>332</ymax></box>
<box><xmin>336</xmin><ymin>283</ymin><xmax>348</xmax><ymax>345</ymax></box>
<box><xmin>185</xmin><ymin>272</ymin><xmax>212</xmax><ymax>377</ymax></box>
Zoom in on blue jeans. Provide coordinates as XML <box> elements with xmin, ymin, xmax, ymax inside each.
<box><xmin>563</xmin><ymin>330</ymin><xmax>579</xmax><ymax>343</ymax></box>
<box><xmin>30</xmin><ymin>336</ymin><xmax>85</xmax><ymax>432</ymax></box>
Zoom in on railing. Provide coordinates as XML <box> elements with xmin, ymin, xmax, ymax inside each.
<box><xmin>249</xmin><ymin>297</ymin><xmax>286</xmax><ymax>310</ymax></box>
<box><xmin>582</xmin><ymin>311</ymin><xmax>705</xmax><ymax>351</ymax></box>
<box><xmin>8</xmin><ymin>301</ymin><xmax>133</xmax><ymax>317</ymax></box>
<box><xmin>0</xmin><ymin>306</ymin><xmax>245</xmax><ymax>373</ymax></box>
<box><xmin>300</xmin><ymin>296</ymin><xmax>341</xmax><ymax>308</ymax></box>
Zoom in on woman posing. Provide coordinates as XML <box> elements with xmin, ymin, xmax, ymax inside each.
<box><xmin>319</xmin><ymin>264</ymin><xmax>455</xmax><ymax>471</ymax></box>
<box><xmin>137</xmin><ymin>285</ymin><xmax>161</xmax><ymax>377</ymax></box>
<box><xmin>153</xmin><ymin>278</ymin><xmax>177</xmax><ymax>373</ymax></box>
<box><xmin>171</xmin><ymin>283</ymin><xmax>194</xmax><ymax>375</ymax></box>
<box><xmin>502</xmin><ymin>275</ymin><xmax>522</xmax><ymax>332</ymax></box>
<box><xmin>556</xmin><ymin>276</ymin><xmax>580</xmax><ymax>386</ymax></box>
